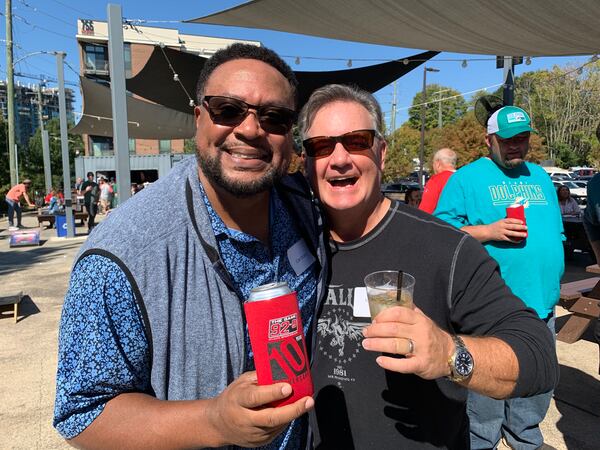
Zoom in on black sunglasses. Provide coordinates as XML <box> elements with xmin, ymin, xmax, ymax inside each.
<box><xmin>303</xmin><ymin>129</ymin><xmax>377</xmax><ymax>158</ymax></box>
<box><xmin>202</xmin><ymin>95</ymin><xmax>296</xmax><ymax>135</ymax></box>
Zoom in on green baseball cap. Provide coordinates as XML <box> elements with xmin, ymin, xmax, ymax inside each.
<box><xmin>487</xmin><ymin>106</ymin><xmax>537</xmax><ymax>138</ymax></box>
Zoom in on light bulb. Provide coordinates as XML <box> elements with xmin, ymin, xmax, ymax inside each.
<box><xmin>461</xmin><ymin>60</ymin><xmax>468</xmax><ymax>68</ymax></box>
<box><xmin>347</xmin><ymin>59</ymin><xmax>352</xmax><ymax>68</ymax></box>
<box><xmin>295</xmin><ymin>56</ymin><xmax>300</xmax><ymax>65</ymax></box>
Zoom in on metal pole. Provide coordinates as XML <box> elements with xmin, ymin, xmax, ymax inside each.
<box><xmin>37</xmin><ymin>84</ymin><xmax>52</xmax><ymax>194</ymax></box>
<box><xmin>108</xmin><ymin>3</ymin><xmax>131</xmax><ymax>205</ymax></box>
<box><xmin>438</xmin><ymin>92</ymin><xmax>443</xmax><ymax>129</ymax></box>
<box><xmin>14</xmin><ymin>143</ymin><xmax>18</xmax><ymax>183</ymax></box>
<box><xmin>5</xmin><ymin>0</ymin><xmax>17</xmax><ymax>186</ymax></box>
<box><xmin>503</xmin><ymin>56</ymin><xmax>515</xmax><ymax>106</ymax></box>
<box><xmin>56</xmin><ymin>52</ymin><xmax>75</xmax><ymax>238</ymax></box>
<box><xmin>419</xmin><ymin>67</ymin><xmax>427</xmax><ymax>188</ymax></box>
<box><xmin>42</xmin><ymin>130</ymin><xmax>51</xmax><ymax>193</ymax></box>
<box><xmin>391</xmin><ymin>80</ymin><xmax>397</xmax><ymax>132</ymax></box>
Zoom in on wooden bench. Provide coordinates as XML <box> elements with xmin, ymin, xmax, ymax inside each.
<box><xmin>0</xmin><ymin>291</ymin><xmax>23</xmax><ymax>323</ymax></box>
<box><xmin>558</xmin><ymin>276</ymin><xmax>600</xmax><ymax>343</ymax></box>
<box><xmin>37</xmin><ymin>211</ymin><xmax>88</xmax><ymax>227</ymax></box>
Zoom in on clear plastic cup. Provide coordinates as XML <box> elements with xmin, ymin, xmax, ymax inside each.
<box><xmin>364</xmin><ymin>271</ymin><xmax>416</xmax><ymax>320</ymax></box>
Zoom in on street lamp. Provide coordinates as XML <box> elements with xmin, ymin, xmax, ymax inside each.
<box><xmin>419</xmin><ymin>66</ymin><xmax>440</xmax><ymax>188</ymax></box>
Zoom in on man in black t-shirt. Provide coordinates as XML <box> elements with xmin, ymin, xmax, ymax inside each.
<box><xmin>298</xmin><ymin>84</ymin><xmax>559</xmax><ymax>449</ymax></box>
<box><xmin>80</xmin><ymin>171</ymin><xmax>99</xmax><ymax>232</ymax></box>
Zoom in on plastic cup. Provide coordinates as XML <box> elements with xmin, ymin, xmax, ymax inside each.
<box><xmin>364</xmin><ymin>271</ymin><xmax>416</xmax><ymax>320</ymax></box>
<box><xmin>506</xmin><ymin>204</ymin><xmax>527</xmax><ymax>241</ymax></box>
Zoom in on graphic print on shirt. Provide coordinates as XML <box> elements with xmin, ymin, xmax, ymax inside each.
<box><xmin>317</xmin><ymin>285</ymin><xmax>369</xmax><ymax>383</ymax></box>
<box><xmin>488</xmin><ymin>181</ymin><xmax>547</xmax><ymax>206</ymax></box>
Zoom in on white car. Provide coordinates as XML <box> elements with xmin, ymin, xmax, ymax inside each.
<box><xmin>553</xmin><ymin>180</ymin><xmax>587</xmax><ymax>200</ymax></box>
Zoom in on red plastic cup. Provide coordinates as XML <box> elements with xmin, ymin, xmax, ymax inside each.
<box><xmin>506</xmin><ymin>204</ymin><xmax>527</xmax><ymax>241</ymax></box>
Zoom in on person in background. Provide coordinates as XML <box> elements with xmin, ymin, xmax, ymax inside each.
<box><xmin>582</xmin><ymin>173</ymin><xmax>600</xmax><ymax>374</ymax></box>
<box><xmin>419</xmin><ymin>148</ymin><xmax>457</xmax><ymax>214</ymax></box>
<box><xmin>80</xmin><ymin>172</ymin><xmax>99</xmax><ymax>233</ymax></box>
<box><xmin>98</xmin><ymin>178</ymin><xmax>113</xmax><ymax>215</ymax></box>
<box><xmin>435</xmin><ymin>105</ymin><xmax>564</xmax><ymax>450</ymax></box>
<box><xmin>404</xmin><ymin>187</ymin><xmax>422</xmax><ymax>208</ymax></box>
<box><xmin>75</xmin><ymin>177</ymin><xmax>84</xmax><ymax>196</ymax></box>
<box><xmin>5</xmin><ymin>179</ymin><xmax>35</xmax><ymax>231</ymax></box>
<box><xmin>54</xmin><ymin>43</ymin><xmax>325</xmax><ymax>450</ymax></box>
<box><xmin>300</xmin><ymin>84</ymin><xmax>558</xmax><ymax>449</ymax></box>
<box><xmin>557</xmin><ymin>185</ymin><xmax>580</xmax><ymax>216</ymax></box>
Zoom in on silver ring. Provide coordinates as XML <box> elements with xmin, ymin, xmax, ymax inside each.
<box><xmin>407</xmin><ymin>338</ymin><xmax>414</xmax><ymax>355</ymax></box>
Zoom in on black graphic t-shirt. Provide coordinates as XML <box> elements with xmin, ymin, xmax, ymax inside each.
<box><xmin>309</xmin><ymin>201</ymin><xmax>555</xmax><ymax>449</ymax></box>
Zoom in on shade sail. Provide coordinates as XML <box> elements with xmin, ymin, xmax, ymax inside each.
<box><xmin>70</xmin><ymin>77</ymin><xmax>196</xmax><ymax>139</ymax></box>
<box><xmin>189</xmin><ymin>0</ymin><xmax>600</xmax><ymax>56</ymax></box>
<box><xmin>125</xmin><ymin>46</ymin><xmax>438</xmax><ymax>114</ymax></box>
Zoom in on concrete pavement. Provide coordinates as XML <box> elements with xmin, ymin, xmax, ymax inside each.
<box><xmin>0</xmin><ymin>212</ymin><xmax>598</xmax><ymax>449</ymax></box>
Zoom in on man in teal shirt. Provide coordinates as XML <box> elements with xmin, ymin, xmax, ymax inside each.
<box><xmin>435</xmin><ymin>106</ymin><xmax>564</xmax><ymax>450</ymax></box>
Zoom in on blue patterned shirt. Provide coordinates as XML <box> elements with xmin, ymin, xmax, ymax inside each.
<box><xmin>54</xmin><ymin>182</ymin><xmax>318</xmax><ymax>450</ymax></box>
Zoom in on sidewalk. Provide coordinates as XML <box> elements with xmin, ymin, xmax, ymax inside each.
<box><xmin>0</xmin><ymin>212</ymin><xmax>599</xmax><ymax>449</ymax></box>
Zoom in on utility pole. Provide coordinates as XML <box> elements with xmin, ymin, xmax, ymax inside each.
<box><xmin>438</xmin><ymin>91</ymin><xmax>443</xmax><ymax>129</ymax></box>
<box><xmin>37</xmin><ymin>84</ymin><xmax>52</xmax><ymax>193</ymax></box>
<box><xmin>57</xmin><ymin>52</ymin><xmax>75</xmax><ymax>238</ymax></box>
<box><xmin>391</xmin><ymin>80</ymin><xmax>397</xmax><ymax>132</ymax></box>
<box><xmin>108</xmin><ymin>3</ymin><xmax>131</xmax><ymax>205</ymax></box>
<box><xmin>419</xmin><ymin>67</ymin><xmax>439</xmax><ymax>188</ymax></box>
<box><xmin>5</xmin><ymin>0</ymin><xmax>17</xmax><ymax>186</ymax></box>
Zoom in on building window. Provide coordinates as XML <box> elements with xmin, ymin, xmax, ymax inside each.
<box><xmin>90</xmin><ymin>135</ymin><xmax>113</xmax><ymax>156</ymax></box>
<box><xmin>124</xmin><ymin>43</ymin><xmax>132</xmax><ymax>78</ymax></box>
<box><xmin>129</xmin><ymin>138</ymin><xmax>136</xmax><ymax>154</ymax></box>
<box><xmin>84</xmin><ymin>44</ymin><xmax>109</xmax><ymax>74</ymax></box>
<box><xmin>159</xmin><ymin>139</ymin><xmax>171</xmax><ymax>153</ymax></box>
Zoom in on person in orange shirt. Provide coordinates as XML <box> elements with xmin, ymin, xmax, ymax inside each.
<box><xmin>419</xmin><ymin>148</ymin><xmax>457</xmax><ymax>214</ymax></box>
<box><xmin>5</xmin><ymin>179</ymin><xmax>35</xmax><ymax>230</ymax></box>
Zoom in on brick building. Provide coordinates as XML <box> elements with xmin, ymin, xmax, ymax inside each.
<box><xmin>76</xmin><ymin>19</ymin><xmax>260</xmax><ymax>158</ymax></box>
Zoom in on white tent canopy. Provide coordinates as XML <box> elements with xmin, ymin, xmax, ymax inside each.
<box><xmin>190</xmin><ymin>0</ymin><xmax>600</xmax><ymax>56</ymax></box>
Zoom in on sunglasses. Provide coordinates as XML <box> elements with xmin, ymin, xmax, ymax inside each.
<box><xmin>202</xmin><ymin>95</ymin><xmax>296</xmax><ymax>135</ymax></box>
<box><xmin>303</xmin><ymin>129</ymin><xmax>377</xmax><ymax>158</ymax></box>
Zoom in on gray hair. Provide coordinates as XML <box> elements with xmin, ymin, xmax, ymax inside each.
<box><xmin>433</xmin><ymin>148</ymin><xmax>457</xmax><ymax>167</ymax></box>
<box><xmin>298</xmin><ymin>84</ymin><xmax>384</xmax><ymax>138</ymax></box>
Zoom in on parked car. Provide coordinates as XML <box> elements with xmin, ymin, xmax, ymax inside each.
<box><xmin>382</xmin><ymin>180</ymin><xmax>421</xmax><ymax>201</ymax></box>
<box><xmin>571</xmin><ymin>180</ymin><xmax>588</xmax><ymax>189</ymax></box>
<box><xmin>553</xmin><ymin>180</ymin><xmax>587</xmax><ymax>206</ymax></box>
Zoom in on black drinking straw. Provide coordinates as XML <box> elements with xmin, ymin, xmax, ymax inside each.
<box><xmin>397</xmin><ymin>271</ymin><xmax>404</xmax><ymax>302</ymax></box>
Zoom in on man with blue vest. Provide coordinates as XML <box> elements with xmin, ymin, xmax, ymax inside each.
<box><xmin>54</xmin><ymin>44</ymin><xmax>326</xmax><ymax>449</ymax></box>
<box><xmin>435</xmin><ymin>106</ymin><xmax>564</xmax><ymax>450</ymax></box>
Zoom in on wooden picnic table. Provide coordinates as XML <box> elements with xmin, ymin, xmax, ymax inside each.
<box><xmin>558</xmin><ymin>267</ymin><xmax>600</xmax><ymax>343</ymax></box>
<box><xmin>0</xmin><ymin>292</ymin><xmax>23</xmax><ymax>323</ymax></box>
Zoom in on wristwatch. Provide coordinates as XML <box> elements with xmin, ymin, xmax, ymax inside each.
<box><xmin>446</xmin><ymin>335</ymin><xmax>474</xmax><ymax>382</ymax></box>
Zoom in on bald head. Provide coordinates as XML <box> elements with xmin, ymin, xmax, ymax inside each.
<box><xmin>432</xmin><ymin>148</ymin><xmax>457</xmax><ymax>174</ymax></box>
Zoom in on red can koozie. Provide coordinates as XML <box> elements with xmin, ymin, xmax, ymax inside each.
<box><xmin>506</xmin><ymin>204</ymin><xmax>527</xmax><ymax>240</ymax></box>
<box><xmin>244</xmin><ymin>282</ymin><xmax>313</xmax><ymax>407</ymax></box>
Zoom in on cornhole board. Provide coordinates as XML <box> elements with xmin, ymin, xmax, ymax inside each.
<box><xmin>9</xmin><ymin>229</ymin><xmax>41</xmax><ymax>248</ymax></box>
<box><xmin>0</xmin><ymin>291</ymin><xmax>23</xmax><ymax>323</ymax></box>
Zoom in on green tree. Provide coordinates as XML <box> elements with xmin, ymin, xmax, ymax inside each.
<box><xmin>384</xmin><ymin>124</ymin><xmax>420</xmax><ymax>181</ymax></box>
<box><xmin>407</xmin><ymin>84</ymin><xmax>467</xmax><ymax>131</ymax></box>
<box><xmin>514</xmin><ymin>62</ymin><xmax>600</xmax><ymax>167</ymax></box>
<box><xmin>22</xmin><ymin>118</ymin><xmax>83</xmax><ymax>194</ymax></box>
<box><xmin>183</xmin><ymin>138</ymin><xmax>196</xmax><ymax>154</ymax></box>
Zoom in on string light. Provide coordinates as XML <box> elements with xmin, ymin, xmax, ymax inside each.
<box><xmin>188</xmin><ymin>99</ymin><xmax>195</xmax><ymax>107</ymax></box>
<box><xmin>592</xmin><ymin>54</ymin><xmax>599</xmax><ymax>62</ymax></box>
<box><xmin>347</xmin><ymin>59</ymin><xmax>352</xmax><ymax>68</ymax></box>
<box><xmin>577</xmin><ymin>67</ymin><xmax>583</xmax><ymax>75</ymax></box>
<box><xmin>403</xmin><ymin>59</ymin><xmax>409</xmax><ymax>65</ymax></box>
<box><xmin>295</xmin><ymin>56</ymin><xmax>300</xmax><ymax>65</ymax></box>
<box><xmin>173</xmin><ymin>73</ymin><xmax>179</xmax><ymax>81</ymax></box>
<box><xmin>525</xmin><ymin>56</ymin><xmax>532</xmax><ymax>65</ymax></box>
<box><xmin>461</xmin><ymin>59</ymin><xmax>467</xmax><ymax>68</ymax></box>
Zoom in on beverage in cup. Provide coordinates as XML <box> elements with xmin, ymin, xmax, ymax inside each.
<box><xmin>506</xmin><ymin>204</ymin><xmax>527</xmax><ymax>240</ymax></box>
<box><xmin>364</xmin><ymin>271</ymin><xmax>416</xmax><ymax>320</ymax></box>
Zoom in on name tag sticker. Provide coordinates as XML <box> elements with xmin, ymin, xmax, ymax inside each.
<box><xmin>353</xmin><ymin>287</ymin><xmax>371</xmax><ymax>318</ymax></box>
<box><xmin>287</xmin><ymin>239</ymin><xmax>316</xmax><ymax>276</ymax></box>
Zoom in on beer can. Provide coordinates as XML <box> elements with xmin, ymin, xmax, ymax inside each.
<box><xmin>245</xmin><ymin>282</ymin><xmax>313</xmax><ymax>407</ymax></box>
<box><xmin>506</xmin><ymin>204</ymin><xmax>527</xmax><ymax>240</ymax></box>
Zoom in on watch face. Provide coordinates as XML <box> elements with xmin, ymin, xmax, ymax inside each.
<box><xmin>455</xmin><ymin>350</ymin><xmax>474</xmax><ymax>377</ymax></box>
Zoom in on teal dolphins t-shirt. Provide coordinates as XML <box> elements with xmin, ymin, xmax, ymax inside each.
<box><xmin>434</xmin><ymin>157</ymin><xmax>564</xmax><ymax>319</ymax></box>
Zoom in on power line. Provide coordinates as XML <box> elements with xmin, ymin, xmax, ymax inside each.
<box><xmin>10</xmin><ymin>12</ymin><xmax>74</xmax><ymax>40</ymax></box>
<box><xmin>17</xmin><ymin>0</ymin><xmax>74</xmax><ymax>27</ymax></box>
<box><xmin>47</xmin><ymin>0</ymin><xmax>94</xmax><ymax>18</ymax></box>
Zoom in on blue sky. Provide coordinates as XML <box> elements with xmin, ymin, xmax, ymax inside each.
<box><xmin>1</xmin><ymin>0</ymin><xmax>592</xmax><ymax>129</ymax></box>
